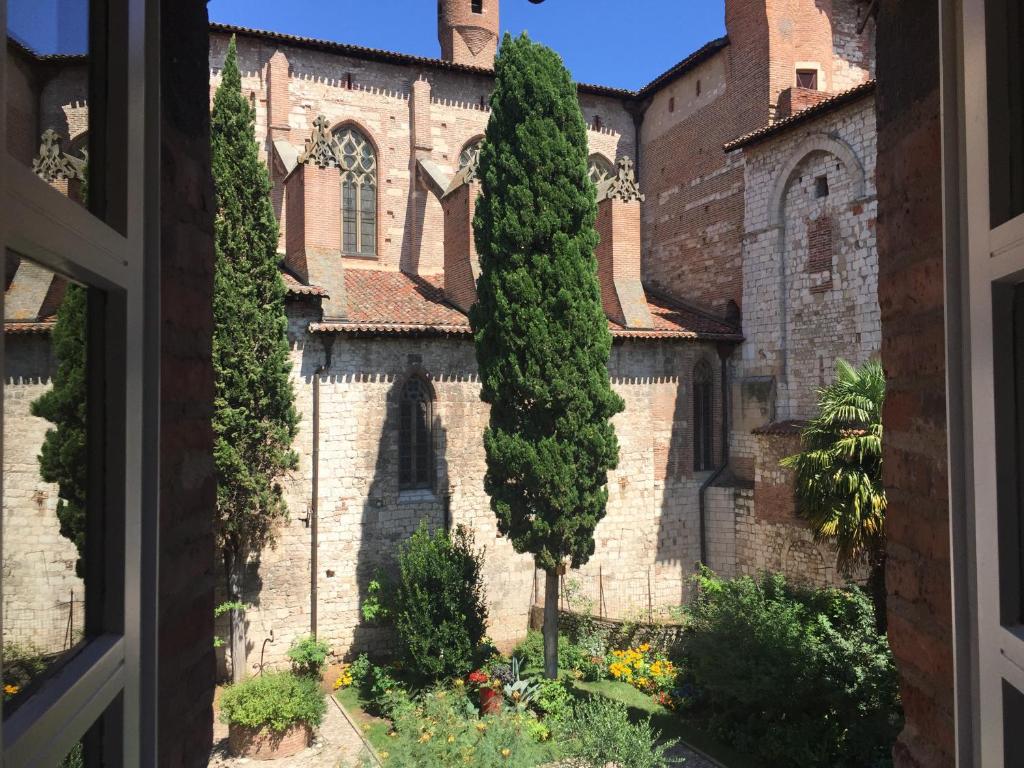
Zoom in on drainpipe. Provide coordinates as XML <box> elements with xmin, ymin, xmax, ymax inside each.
<box><xmin>698</xmin><ymin>344</ymin><xmax>734</xmax><ymax>566</ymax></box>
<box><xmin>311</xmin><ymin>335</ymin><xmax>335</xmax><ymax>638</ymax></box>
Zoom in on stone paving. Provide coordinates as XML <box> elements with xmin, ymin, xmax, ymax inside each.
<box><xmin>209</xmin><ymin>696</ymin><xmax>374</xmax><ymax>768</ymax></box>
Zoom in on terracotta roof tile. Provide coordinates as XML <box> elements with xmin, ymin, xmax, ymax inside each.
<box><xmin>281</xmin><ymin>269</ymin><xmax>329</xmax><ymax>297</ymax></box>
<box><xmin>4</xmin><ymin>321</ymin><xmax>55</xmax><ymax>335</ymax></box>
<box><xmin>723</xmin><ymin>80</ymin><xmax>876</xmax><ymax>152</ymax></box>
<box><xmin>308</xmin><ymin>270</ymin><xmax>742</xmax><ymax>342</ymax></box>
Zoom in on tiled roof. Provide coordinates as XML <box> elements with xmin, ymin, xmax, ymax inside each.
<box><xmin>752</xmin><ymin>420</ymin><xmax>807</xmax><ymax>436</ymax></box>
<box><xmin>636</xmin><ymin>37</ymin><xmax>730</xmax><ymax>99</ymax></box>
<box><xmin>4</xmin><ymin>321</ymin><xmax>55</xmax><ymax>335</ymax></box>
<box><xmin>210</xmin><ymin>23</ymin><xmax>636</xmax><ymax>100</ymax></box>
<box><xmin>304</xmin><ymin>269</ymin><xmax>742</xmax><ymax>343</ymax></box>
<box><xmin>723</xmin><ymin>80</ymin><xmax>877</xmax><ymax>152</ymax></box>
<box><xmin>281</xmin><ymin>269</ymin><xmax>329</xmax><ymax>297</ymax></box>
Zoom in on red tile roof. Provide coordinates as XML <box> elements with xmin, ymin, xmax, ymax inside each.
<box><xmin>281</xmin><ymin>269</ymin><xmax>330</xmax><ymax>297</ymax></box>
<box><xmin>723</xmin><ymin>80</ymin><xmax>876</xmax><ymax>152</ymax></box>
<box><xmin>304</xmin><ymin>269</ymin><xmax>742</xmax><ymax>343</ymax></box>
<box><xmin>4</xmin><ymin>321</ymin><xmax>55</xmax><ymax>335</ymax></box>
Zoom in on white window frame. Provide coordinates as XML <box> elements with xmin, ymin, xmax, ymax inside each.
<box><xmin>945</xmin><ymin>0</ymin><xmax>1024</xmax><ymax>763</ymax></box>
<box><xmin>0</xmin><ymin>0</ymin><xmax>160</xmax><ymax>763</ymax></box>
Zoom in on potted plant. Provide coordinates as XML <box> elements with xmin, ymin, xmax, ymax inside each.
<box><xmin>469</xmin><ymin>669</ymin><xmax>503</xmax><ymax>715</ymax></box>
<box><xmin>219</xmin><ymin>672</ymin><xmax>327</xmax><ymax>760</ymax></box>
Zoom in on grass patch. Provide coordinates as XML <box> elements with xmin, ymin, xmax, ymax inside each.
<box><xmin>335</xmin><ymin>688</ymin><xmax>391</xmax><ymax>753</ymax></box>
<box><xmin>571</xmin><ymin>679</ymin><xmax>760</xmax><ymax>768</ymax></box>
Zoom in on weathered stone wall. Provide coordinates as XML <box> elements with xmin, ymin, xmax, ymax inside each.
<box><xmin>1</xmin><ymin>333</ymin><xmax>83</xmax><ymax>653</ymax></box>
<box><xmin>214</xmin><ymin>306</ymin><xmax>722</xmax><ymax>670</ymax></box>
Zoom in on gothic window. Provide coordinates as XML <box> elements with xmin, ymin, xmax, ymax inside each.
<box><xmin>459</xmin><ymin>138</ymin><xmax>483</xmax><ymax>172</ymax></box>
<box><xmin>399</xmin><ymin>375</ymin><xmax>434</xmax><ymax>490</ymax></box>
<box><xmin>588</xmin><ymin>154</ymin><xmax>615</xmax><ymax>187</ymax></box>
<box><xmin>693</xmin><ymin>360</ymin><xmax>714</xmax><ymax>471</ymax></box>
<box><xmin>334</xmin><ymin>125</ymin><xmax>377</xmax><ymax>256</ymax></box>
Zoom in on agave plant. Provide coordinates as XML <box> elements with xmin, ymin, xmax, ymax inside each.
<box><xmin>503</xmin><ymin>678</ymin><xmax>541</xmax><ymax>710</ymax></box>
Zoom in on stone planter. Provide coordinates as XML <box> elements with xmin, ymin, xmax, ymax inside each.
<box><xmin>227</xmin><ymin>722</ymin><xmax>312</xmax><ymax>760</ymax></box>
<box><xmin>480</xmin><ymin>687</ymin><xmax>503</xmax><ymax>715</ymax></box>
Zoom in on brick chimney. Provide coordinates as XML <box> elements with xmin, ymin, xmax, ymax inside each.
<box><xmin>595</xmin><ymin>157</ymin><xmax>653</xmax><ymax>329</ymax></box>
<box><xmin>442</xmin><ymin>160</ymin><xmax>481</xmax><ymax>313</ymax></box>
<box><xmin>284</xmin><ymin>115</ymin><xmax>347</xmax><ymax>319</ymax></box>
<box><xmin>438</xmin><ymin>0</ymin><xmax>499</xmax><ymax>69</ymax></box>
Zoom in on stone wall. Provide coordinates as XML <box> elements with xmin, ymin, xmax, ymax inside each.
<box><xmin>210</xmin><ymin>307</ymin><xmax>723</xmax><ymax>670</ymax></box>
<box><xmin>1</xmin><ymin>333</ymin><xmax>83</xmax><ymax>653</ymax></box>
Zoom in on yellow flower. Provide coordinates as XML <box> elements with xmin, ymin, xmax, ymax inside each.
<box><xmin>379</xmin><ymin>751</ymin><xmax>389</xmax><ymax>760</ymax></box>
<box><xmin>448</xmin><ymin>735</ymin><xmax>456</xmax><ymax>743</ymax></box>
<box><xmin>4</xmin><ymin>684</ymin><xmax>19</xmax><ymax>696</ymax></box>
<box><xmin>454</xmin><ymin>678</ymin><xmax>465</xmax><ymax>687</ymax></box>
<box><xmin>419</xmin><ymin>731</ymin><xmax>433</xmax><ymax>743</ymax></box>
<box><xmin>501</xmin><ymin>748</ymin><xmax>511</xmax><ymax>758</ymax></box>
<box><xmin>475</xmin><ymin>722</ymin><xmax>487</xmax><ymax>732</ymax></box>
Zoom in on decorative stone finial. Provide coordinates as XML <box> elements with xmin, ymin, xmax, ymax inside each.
<box><xmin>602</xmin><ymin>156</ymin><xmax>645</xmax><ymax>203</ymax></box>
<box><xmin>298</xmin><ymin>115</ymin><xmax>340</xmax><ymax>169</ymax></box>
<box><xmin>32</xmin><ymin>129</ymin><xmax>86</xmax><ymax>183</ymax></box>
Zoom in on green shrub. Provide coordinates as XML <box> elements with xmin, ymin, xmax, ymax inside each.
<box><xmin>380</xmin><ymin>684</ymin><xmax>556</xmax><ymax>768</ymax></box>
<box><xmin>219</xmin><ymin>672</ymin><xmax>326</xmax><ymax>732</ymax></box>
<box><xmin>684</xmin><ymin>570</ymin><xmax>903</xmax><ymax>768</ymax></box>
<box><xmin>512</xmin><ymin>630</ymin><xmax>598</xmax><ymax>680</ymax></box>
<box><xmin>533</xmin><ymin>677</ymin><xmax>573</xmax><ymax>723</ymax></box>
<box><xmin>561</xmin><ymin>696</ymin><xmax>679</xmax><ymax>768</ymax></box>
<box><xmin>287</xmin><ymin>635</ymin><xmax>330</xmax><ymax>679</ymax></box>
<box><xmin>390</xmin><ymin>522</ymin><xmax>488</xmax><ymax>681</ymax></box>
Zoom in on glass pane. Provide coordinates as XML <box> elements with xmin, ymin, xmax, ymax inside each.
<box><xmin>7</xmin><ymin>0</ymin><xmax>127</xmax><ymax>231</ymax></box>
<box><xmin>3</xmin><ymin>252</ymin><xmax>92</xmax><ymax>718</ymax></box>
<box><xmin>987</xmin><ymin>0</ymin><xmax>1024</xmax><ymax>227</ymax></box>
<box><xmin>342</xmin><ymin>181</ymin><xmax>356</xmax><ymax>254</ymax></box>
<box><xmin>1004</xmin><ymin>681</ymin><xmax>1024</xmax><ymax>765</ymax></box>
<box><xmin>360</xmin><ymin>183</ymin><xmax>376</xmax><ymax>255</ymax></box>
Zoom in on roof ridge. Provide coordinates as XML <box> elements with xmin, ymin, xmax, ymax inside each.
<box><xmin>636</xmin><ymin>36</ymin><xmax>729</xmax><ymax>98</ymax></box>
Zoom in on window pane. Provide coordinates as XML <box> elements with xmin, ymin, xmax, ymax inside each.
<box><xmin>6</xmin><ymin>0</ymin><xmax>127</xmax><ymax>231</ymax></box>
<box><xmin>3</xmin><ymin>252</ymin><xmax>93</xmax><ymax>717</ymax></box>
<box><xmin>360</xmin><ymin>183</ymin><xmax>376</xmax><ymax>255</ymax></box>
<box><xmin>342</xmin><ymin>180</ymin><xmax>357</xmax><ymax>254</ymax></box>
<box><xmin>987</xmin><ymin>0</ymin><xmax>1024</xmax><ymax>227</ymax></box>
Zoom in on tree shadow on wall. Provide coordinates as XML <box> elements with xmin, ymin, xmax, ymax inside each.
<box><xmin>349</xmin><ymin>369</ymin><xmax>449</xmax><ymax>661</ymax></box>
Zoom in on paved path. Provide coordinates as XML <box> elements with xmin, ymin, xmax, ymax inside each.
<box><xmin>210</xmin><ymin>696</ymin><xmax>374</xmax><ymax>767</ymax></box>
<box><xmin>664</xmin><ymin>741</ymin><xmax>723</xmax><ymax>768</ymax></box>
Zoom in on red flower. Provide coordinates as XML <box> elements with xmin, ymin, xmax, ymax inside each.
<box><xmin>468</xmin><ymin>670</ymin><xmax>489</xmax><ymax>685</ymax></box>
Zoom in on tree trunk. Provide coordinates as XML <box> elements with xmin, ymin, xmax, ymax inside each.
<box><xmin>543</xmin><ymin>569</ymin><xmax>559</xmax><ymax>680</ymax></box>
<box><xmin>227</xmin><ymin>549</ymin><xmax>248</xmax><ymax>683</ymax></box>
<box><xmin>868</xmin><ymin>547</ymin><xmax>888</xmax><ymax>635</ymax></box>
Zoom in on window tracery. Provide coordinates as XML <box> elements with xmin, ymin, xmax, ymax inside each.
<box><xmin>334</xmin><ymin>125</ymin><xmax>377</xmax><ymax>255</ymax></box>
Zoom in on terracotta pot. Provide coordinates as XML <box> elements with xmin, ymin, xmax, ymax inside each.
<box><xmin>228</xmin><ymin>722</ymin><xmax>312</xmax><ymax>760</ymax></box>
<box><xmin>479</xmin><ymin>687</ymin><xmax>503</xmax><ymax>715</ymax></box>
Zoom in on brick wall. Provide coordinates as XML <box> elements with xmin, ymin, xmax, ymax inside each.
<box><xmin>875</xmin><ymin>1</ymin><xmax>955</xmax><ymax>766</ymax></box>
<box><xmin>158</xmin><ymin>0</ymin><xmax>217</xmax><ymax>763</ymax></box>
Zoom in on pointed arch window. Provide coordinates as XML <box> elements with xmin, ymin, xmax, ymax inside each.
<box><xmin>334</xmin><ymin>125</ymin><xmax>377</xmax><ymax>256</ymax></box>
<box><xmin>399</xmin><ymin>375</ymin><xmax>435</xmax><ymax>490</ymax></box>
<box><xmin>694</xmin><ymin>360</ymin><xmax>714</xmax><ymax>471</ymax></box>
<box><xmin>459</xmin><ymin>138</ymin><xmax>483</xmax><ymax>172</ymax></box>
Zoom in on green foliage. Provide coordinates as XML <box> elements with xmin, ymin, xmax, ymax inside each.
<box><xmin>361</xmin><ymin>576</ymin><xmax>389</xmax><ymax>622</ymax></box>
<box><xmin>533</xmin><ymin>677</ymin><xmax>573</xmax><ymax>723</ymax></box>
<box><xmin>470</xmin><ymin>33</ymin><xmax>623</xmax><ymax>578</ymax></box>
<box><xmin>219</xmin><ymin>672</ymin><xmax>326</xmax><ymax>732</ymax></box>
<box><xmin>31</xmin><ymin>284</ymin><xmax>88</xmax><ymax>578</ymax></box>
<box><xmin>684</xmin><ymin>569</ymin><xmax>903</xmax><ymax>768</ymax></box>
<box><xmin>561</xmin><ymin>697</ymin><xmax>680</xmax><ymax>768</ymax></box>
<box><xmin>3</xmin><ymin>641</ymin><xmax>49</xmax><ymax>700</ymax></box>
<box><xmin>512</xmin><ymin>630</ymin><xmax>599</xmax><ymax>680</ymax></box>
<box><xmin>390</xmin><ymin>522</ymin><xmax>488</xmax><ymax>681</ymax></box>
<box><xmin>781</xmin><ymin>359</ymin><xmax>886</xmax><ymax>575</ymax></box>
<box><xmin>380</xmin><ymin>684</ymin><xmax>556</xmax><ymax>768</ymax></box>
<box><xmin>59</xmin><ymin>743</ymin><xmax>83</xmax><ymax>768</ymax></box>
<box><xmin>211</xmin><ymin>35</ymin><xmax>299</xmax><ymax>577</ymax></box>
<box><xmin>287</xmin><ymin>635</ymin><xmax>331</xmax><ymax>679</ymax></box>
<box><xmin>213</xmin><ymin>601</ymin><xmax>246</xmax><ymax>648</ymax></box>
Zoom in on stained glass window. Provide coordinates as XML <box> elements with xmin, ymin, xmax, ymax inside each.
<box><xmin>334</xmin><ymin>126</ymin><xmax>377</xmax><ymax>255</ymax></box>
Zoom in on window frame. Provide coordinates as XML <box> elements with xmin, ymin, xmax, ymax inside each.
<box><xmin>0</xmin><ymin>0</ymin><xmax>160</xmax><ymax>762</ymax></box>
<box><xmin>398</xmin><ymin>373</ymin><xmax>435</xmax><ymax>492</ymax></box>
<box><xmin>333</xmin><ymin>123</ymin><xmax>379</xmax><ymax>258</ymax></box>
<box><xmin>945</xmin><ymin>0</ymin><xmax>1024</xmax><ymax>762</ymax></box>
<box><xmin>796</xmin><ymin>68</ymin><xmax>819</xmax><ymax>90</ymax></box>
<box><xmin>693</xmin><ymin>360</ymin><xmax>714</xmax><ymax>472</ymax></box>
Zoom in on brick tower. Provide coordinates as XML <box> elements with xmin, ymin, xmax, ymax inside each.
<box><xmin>438</xmin><ymin>0</ymin><xmax>499</xmax><ymax>69</ymax></box>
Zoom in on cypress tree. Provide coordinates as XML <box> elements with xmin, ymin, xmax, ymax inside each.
<box><xmin>32</xmin><ymin>282</ymin><xmax>88</xmax><ymax>579</ymax></box>
<box><xmin>212</xmin><ymin>36</ymin><xmax>299</xmax><ymax>682</ymax></box>
<box><xmin>471</xmin><ymin>34</ymin><xmax>624</xmax><ymax>679</ymax></box>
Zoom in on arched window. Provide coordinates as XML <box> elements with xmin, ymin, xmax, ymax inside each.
<box><xmin>399</xmin><ymin>375</ymin><xmax>434</xmax><ymax>490</ymax></box>
<box><xmin>459</xmin><ymin>138</ymin><xmax>483</xmax><ymax>172</ymax></box>
<box><xmin>334</xmin><ymin>125</ymin><xmax>377</xmax><ymax>255</ymax></box>
<box><xmin>588</xmin><ymin>154</ymin><xmax>615</xmax><ymax>187</ymax></box>
<box><xmin>693</xmin><ymin>360</ymin><xmax>714</xmax><ymax>471</ymax></box>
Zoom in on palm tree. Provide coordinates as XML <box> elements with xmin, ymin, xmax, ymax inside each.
<box><xmin>781</xmin><ymin>359</ymin><xmax>888</xmax><ymax>630</ymax></box>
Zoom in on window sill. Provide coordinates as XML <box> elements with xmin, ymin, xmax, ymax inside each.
<box><xmin>397</xmin><ymin>488</ymin><xmax>439</xmax><ymax>505</ymax></box>
<box><xmin>341</xmin><ymin>252</ymin><xmax>379</xmax><ymax>261</ymax></box>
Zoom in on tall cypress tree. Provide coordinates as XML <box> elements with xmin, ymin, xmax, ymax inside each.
<box><xmin>32</xmin><ymin>282</ymin><xmax>88</xmax><ymax>579</ymax></box>
<box><xmin>212</xmin><ymin>36</ymin><xmax>299</xmax><ymax>682</ymax></box>
<box><xmin>471</xmin><ymin>34</ymin><xmax>624</xmax><ymax>679</ymax></box>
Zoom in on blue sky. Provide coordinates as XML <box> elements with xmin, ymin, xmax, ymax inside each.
<box><xmin>207</xmin><ymin>0</ymin><xmax>727</xmax><ymax>91</ymax></box>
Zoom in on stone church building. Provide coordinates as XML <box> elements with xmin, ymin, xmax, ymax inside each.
<box><xmin>4</xmin><ymin>0</ymin><xmax>879</xmax><ymax>669</ymax></box>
